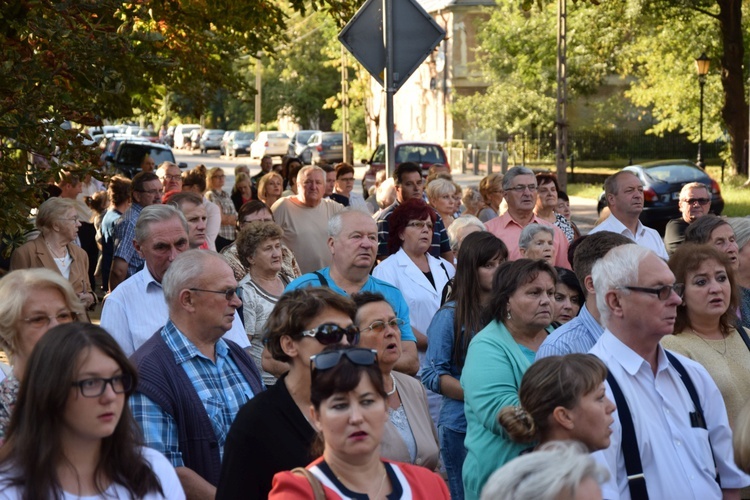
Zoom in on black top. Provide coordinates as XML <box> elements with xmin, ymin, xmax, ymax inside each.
<box><xmin>664</xmin><ymin>217</ymin><xmax>690</xmax><ymax>255</ymax></box>
<box><xmin>216</xmin><ymin>373</ymin><xmax>317</xmax><ymax>500</ymax></box>
<box><xmin>317</xmin><ymin>460</ymin><xmax>403</xmax><ymax>499</ymax></box>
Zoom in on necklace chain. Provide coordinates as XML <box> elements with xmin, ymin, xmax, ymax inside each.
<box><xmin>45</xmin><ymin>241</ymin><xmax>68</xmax><ymax>260</ymax></box>
<box><xmin>332</xmin><ymin>463</ymin><xmax>388</xmax><ymax>499</ymax></box>
<box><xmin>691</xmin><ymin>328</ymin><xmax>728</xmax><ymax>356</ymax></box>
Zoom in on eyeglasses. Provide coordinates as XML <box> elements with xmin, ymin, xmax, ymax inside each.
<box><xmin>72</xmin><ymin>374</ymin><xmax>133</xmax><ymax>398</ymax></box>
<box><xmin>683</xmin><ymin>198</ymin><xmax>711</xmax><ymax>206</ymax></box>
<box><xmin>58</xmin><ymin>216</ymin><xmax>80</xmax><ymax>223</ymax></box>
<box><xmin>310</xmin><ymin>348</ymin><xmax>378</xmax><ymax>372</ymax></box>
<box><xmin>407</xmin><ymin>220</ymin><xmax>433</xmax><ymax>230</ymax></box>
<box><xmin>162</xmin><ymin>174</ymin><xmax>182</xmax><ymax>182</ymax></box>
<box><xmin>22</xmin><ymin>311</ymin><xmax>77</xmax><ymax>328</ymax></box>
<box><xmin>189</xmin><ymin>288</ymin><xmax>238</xmax><ymax>301</ymax></box>
<box><xmin>619</xmin><ymin>283</ymin><xmax>684</xmax><ymax>300</ymax></box>
<box><xmin>300</xmin><ymin>323</ymin><xmax>360</xmax><ymax>345</ymax></box>
<box><xmin>361</xmin><ymin>318</ymin><xmax>405</xmax><ymax>334</ymax></box>
<box><xmin>137</xmin><ymin>188</ymin><xmax>162</xmax><ymax>196</ymax></box>
<box><xmin>508</xmin><ymin>184</ymin><xmax>538</xmax><ymax>193</ymax></box>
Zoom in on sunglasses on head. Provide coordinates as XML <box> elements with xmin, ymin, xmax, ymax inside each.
<box><xmin>310</xmin><ymin>348</ymin><xmax>378</xmax><ymax>372</ymax></box>
<box><xmin>300</xmin><ymin>323</ymin><xmax>360</xmax><ymax>345</ymax></box>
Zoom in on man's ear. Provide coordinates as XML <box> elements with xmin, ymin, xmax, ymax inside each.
<box><xmin>604</xmin><ymin>290</ymin><xmax>624</xmax><ymax>319</ymax></box>
<box><xmin>584</xmin><ymin>275</ymin><xmax>595</xmax><ymax>296</ymax></box>
<box><xmin>327</xmin><ymin>236</ymin><xmax>335</xmax><ymax>256</ymax></box>
<box><xmin>179</xmin><ymin>289</ymin><xmax>196</xmax><ymax>313</ymax></box>
<box><xmin>133</xmin><ymin>239</ymin><xmax>145</xmax><ymax>259</ymax></box>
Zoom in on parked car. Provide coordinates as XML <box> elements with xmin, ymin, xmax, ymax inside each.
<box><xmin>102</xmin><ymin>139</ymin><xmax>186</xmax><ymax>178</ymax></box>
<box><xmin>288</xmin><ymin>130</ymin><xmax>320</xmax><ymax>157</ymax></box>
<box><xmin>199</xmin><ymin>129</ymin><xmax>225</xmax><ymax>153</ymax></box>
<box><xmin>362</xmin><ymin>142</ymin><xmax>449</xmax><ymax>192</ymax></box>
<box><xmin>136</xmin><ymin>129</ymin><xmax>160</xmax><ymax>143</ymax></box>
<box><xmin>299</xmin><ymin>132</ymin><xmax>352</xmax><ymax>166</ymax></box>
<box><xmin>250</xmin><ymin>131</ymin><xmax>290</xmax><ymax>159</ymax></box>
<box><xmin>173</xmin><ymin>124</ymin><xmax>200</xmax><ymax>149</ymax></box>
<box><xmin>220</xmin><ymin>130</ymin><xmax>240</xmax><ymax>155</ymax></box>
<box><xmin>227</xmin><ymin>131</ymin><xmax>254</xmax><ymax>158</ymax></box>
<box><xmin>595</xmin><ymin>160</ymin><xmax>724</xmax><ymax>234</ymax></box>
<box><xmin>88</xmin><ymin>125</ymin><xmax>120</xmax><ymax>143</ymax></box>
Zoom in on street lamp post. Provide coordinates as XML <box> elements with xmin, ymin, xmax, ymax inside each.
<box><xmin>695</xmin><ymin>52</ymin><xmax>710</xmax><ymax>168</ymax></box>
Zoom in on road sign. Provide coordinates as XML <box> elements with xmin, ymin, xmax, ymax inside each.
<box><xmin>338</xmin><ymin>0</ymin><xmax>445</xmax><ymax>92</ymax></box>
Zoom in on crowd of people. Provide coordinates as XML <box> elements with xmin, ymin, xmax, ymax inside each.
<box><xmin>2</xmin><ymin>156</ymin><xmax>750</xmax><ymax>500</ymax></box>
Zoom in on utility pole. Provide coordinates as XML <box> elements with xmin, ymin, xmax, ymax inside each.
<box><xmin>555</xmin><ymin>0</ymin><xmax>568</xmax><ymax>190</ymax></box>
<box><xmin>341</xmin><ymin>46</ymin><xmax>351</xmax><ymax>164</ymax></box>
<box><xmin>254</xmin><ymin>52</ymin><xmax>262</xmax><ymax>137</ymax></box>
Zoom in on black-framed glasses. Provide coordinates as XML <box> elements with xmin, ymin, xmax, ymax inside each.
<box><xmin>361</xmin><ymin>318</ymin><xmax>405</xmax><ymax>334</ymax></box>
<box><xmin>300</xmin><ymin>323</ymin><xmax>360</xmax><ymax>346</ymax></box>
<box><xmin>22</xmin><ymin>311</ymin><xmax>77</xmax><ymax>328</ymax></box>
<box><xmin>683</xmin><ymin>198</ymin><xmax>711</xmax><ymax>206</ymax></box>
<box><xmin>189</xmin><ymin>287</ymin><xmax>238</xmax><ymax>301</ymax></box>
<box><xmin>72</xmin><ymin>374</ymin><xmax>133</xmax><ymax>398</ymax></box>
<box><xmin>310</xmin><ymin>348</ymin><xmax>378</xmax><ymax>372</ymax></box>
<box><xmin>619</xmin><ymin>283</ymin><xmax>684</xmax><ymax>300</ymax></box>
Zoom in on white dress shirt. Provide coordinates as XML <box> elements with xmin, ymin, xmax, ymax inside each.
<box><xmin>589</xmin><ymin>214</ymin><xmax>668</xmax><ymax>260</ymax></box>
<box><xmin>590</xmin><ymin>330</ymin><xmax>750</xmax><ymax>500</ymax></box>
<box><xmin>100</xmin><ymin>266</ymin><xmax>249</xmax><ymax>356</ymax></box>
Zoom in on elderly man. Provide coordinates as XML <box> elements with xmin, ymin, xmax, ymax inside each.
<box><xmin>376</xmin><ymin>162</ymin><xmax>453</xmax><ymax>262</ymax></box>
<box><xmin>271</xmin><ymin>165</ymin><xmax>344</xmax><ymax>274</ymax></box>
<box><xmin>101</xmin><ymin>205</ymin><xmax>249</xmax><ymax>355</ymax></box>
<box><xmin>156</xmin><ymin>161</ymin><xmax>183</xmax><ymax>195</ymax></box>
<box><xmin>664</xmin><ymin>181</ymin><xmax>713</xmax><ymax>254</ymax></box>
<box><xmin>110</xmin><ymin>171</ymin><xmax>163</xmax><ymax>290</ymax></box>
<box><xmin>285</xmin><ymin>209</ymin><xmax>419</xmax><ymax>375</ymax></box>
<box><xmin>485</xmin><ymin>166</ymin><xmax>570</xmax><ymax>268</ymax></box>
<box><xmin>536</xmin><ymin>231</ymin><xmax>631</xmax><ymax>358</ymax></box>
<box><xmin>167</xmin><ymin>192</ymin><xmax>208</xmax><ymax>249</ymax></box>
<box><xmin>589</xmin><ymin>244</ymin><xmax>750</xmax><ymax>499</ymax></box>
<box><xmin>131</xmin><ymin>250</ymin><xmax>263</xmax><ymax>498</ymax></box>
<box><xmin>589</xmin><ymin>170</ymin><xmax>668</xmax><ymax>259</ymax></box>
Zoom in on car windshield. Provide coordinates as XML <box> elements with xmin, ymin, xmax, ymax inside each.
<box><xmin>642</xmin><ymin>165</ymin><xmax>707</xmax><ymax>184</ymax></box>
<box><xmin>267</xmin><ymin>132</ymin><xmax>288</xmax><ymax>139</ymax></box>
<box><xmin>322</xmin><ymin>134</ymin><xmax>343</xmax><ymax>145</ymax></box>
<box><xmin>396</xmin><ymin>145</ymin><xmax>445</xmax><ymax>164</ymax></box>
<box><xmin>297</xmin><ymin>131</ymin><xmax>316</xmax><ymax>143</ymax></box>
<box><xmin>119</xmin><ymin>144</ymin><xmax>174</xmax><ymax>165</ymax></box>
<box><xmin>235</xmin><ymin>132</ymin><xmax>253</xmax><ymax>140</ymax></box>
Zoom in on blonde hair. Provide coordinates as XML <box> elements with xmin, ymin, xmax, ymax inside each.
<box><xmin>258</xmin><ymin>172</ymin><xmax>284</xmax><ymax>203</ymax></box>
<box><xmin>734</xmin><ymin>400</ymin><xmax>750</xmax><ymax>473</ymax></box>
<box><xmin>35</xmin><ymin>197</ymin><xmax>77</xmax><ymax>232</ymax></box>
<box><xmin>0</xmin><ymin>269</ymin><xmax>85</xmax><ymax>357</ymax></box>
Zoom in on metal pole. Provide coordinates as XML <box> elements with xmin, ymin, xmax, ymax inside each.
<box><xmin>555</xmin><ymin>0</ymin><xmax>568</xmax><ymax>189</ymax></box>
<box><xmin>254</xmin><ymin>52</ymin><xmax>262</xmax><ymax>137</ymax></box>
<box><xmin>384</xmin><ymin>0</ymin><xmax>395</xmax><ymax>179</ymax></box>
<box><xmin>697</xmin><ymin>75</ymin><xmax>705</xmax><ymax>168</ymax></box>
<box><xmin>341</xmin><ymin>46</ymin><xmax>351</xmax><ymax>164</ymax></box>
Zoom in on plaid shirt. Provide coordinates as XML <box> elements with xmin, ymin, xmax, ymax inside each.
<box><xmin>205</xmin><ymin>189</ymin><xmax>237</xmax><ymax>240</ymax></box>
<box><xmin>130</xmin><ymin>321</ymin><xmax>255</xmax><ymax>467</ymax></box>
<box><xmin>113</xmin><ymin>202</ymin><xmax>144</xmax><ymax>276</ymax></box>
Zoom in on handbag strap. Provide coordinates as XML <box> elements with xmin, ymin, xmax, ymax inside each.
<box><xmin>292</xmin><ymin>467</ymin><xmax>326</xmax><ymax>500</ymax></box>
<box><xmin>738</xmin><ymin>327</ymin><xmax>750</xmax><ymax>352</ymax></box>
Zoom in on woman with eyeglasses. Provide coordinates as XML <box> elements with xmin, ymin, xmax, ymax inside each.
<box><xmin>269</xmin><ymin>345</ymin><xmax>450</xmax><ymax>499</ymax></box>
<box><xmin>0</xmin><ymin>268</ymin><xmax>87</xmax><ymax>445</ymax></box>
<box><xmin>330</xmin><ymin>163</ymin><xmax>369</xmax><ymax>212</ymax></box>
<box><xmin>205</xmin><ymin>167</ymin><xmax>238</xmax><ymax>252</ymax></box>
<box><xmin>217</xmin><ymin>288</ymin><xmax>360</xmax><ymax>500</ymax></box>
<box><xmin>661</xmin><ymin>244</ymin><xmax>750</xmax><ymax>431</ymax></box>
<box><xmin>10</xmin><ymin>197</ymin><xmax>96</xmax><ymax>309</ymax></box>
<box><xmin>422</xmin><ymin>231</ymin><xmax>507</xmax><ymax>499</ymax></box>
<box><xmin>0</xmin><ymin>322</ymin><xmax>184</xmax><ymax>498</ymax></box>
<box><xmin>352</xmin><ymin>292</ymin><xmax>440</xmax><ymax>470</ymax></box>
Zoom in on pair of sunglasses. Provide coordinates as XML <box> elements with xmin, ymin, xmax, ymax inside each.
<box><xmin>300</xmin><ymin>323</ymin><xmax>360</xmax><ymax>346</ymax></box>
<box><xmin>310</xmin><ymin>348</ymin><xmax>378</xmax><ymax>372</ymax></box>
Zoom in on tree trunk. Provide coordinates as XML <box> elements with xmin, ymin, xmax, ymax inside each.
<box><xmin>717</xmin><ymin>0</ymin><xmax>748</xmax><ymax>175</ymax></box>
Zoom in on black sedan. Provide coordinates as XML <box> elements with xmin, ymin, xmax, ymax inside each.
<box><xmin>596</xmin><ymin>160</ymin><xmax>724</xmax><ymax>234</ymax></box>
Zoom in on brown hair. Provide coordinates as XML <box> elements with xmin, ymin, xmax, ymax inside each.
<box><xmin>484</xmin><ymin>259</ymin><xmax>557</xmax><ymax>324</ymax></box>
<box><xmin>236</xmin><ymin>221</ymin><xmax>284</xmax><ymax>268</ymax></box>
<box><xmin>182</xmin><ymin>164</ymin><xmax>207</xmax><ymax>192</ymax></box>
<box><xmin>107</xmin><ymin>175</ymin><xmax>132</xmax><ymax>207</ymax></box>
<box><xmin>498</xmin><ymin>354</ymin><xmax>607</xmax><ymax>443</ymax></box>
<box><xmin>571</xmin><ymin>231</ymin><xmax>633</xmax><ymax>296</ymax></box>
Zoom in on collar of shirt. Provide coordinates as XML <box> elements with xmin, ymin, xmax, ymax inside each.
<box><xmin>136</xmin><ymin>265</ymin><xmax>163</xmax><ymax>295</ymax></box>
<box><xmin>602</xmin><ymin>214</ymin><xmax>645</xmax><ymax>238</ymax></box>
<box><xmin>500</xmin><ymin>211</ymin><xmax>548</xmax><ymax>230</ymax></box>
<box><xmin>161</xmin><ymin>320</ymin><xmax>229</xmax><ymax>366</ymax></box>
<box><xmin>599</xmin><ymin>328</ymin><xmax>671</xmax><ymax>377</ymax></box>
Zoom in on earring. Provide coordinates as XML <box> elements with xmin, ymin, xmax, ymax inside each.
<box><xmin>506</xmin><ymin>310</ymin><xmax>512</xmax><ymax>321</ymax></box>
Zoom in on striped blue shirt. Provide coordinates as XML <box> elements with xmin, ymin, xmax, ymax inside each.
<box><xmin>130</xmin><ymin>321</ymin><xmax>255</xmax><ymax>467</ymax></box>
<box><xmin>535</xmin><ymin>304</ymin><xmax>603</xmax><ymax>359</ymax></box>
<box><xmin>113</xmin><ymin>202</ymin><xmax>144</xmax><ymax>276</ymax></box>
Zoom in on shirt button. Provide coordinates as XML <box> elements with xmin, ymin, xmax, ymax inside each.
<box><xmin>675</xmin><ymin>440</ymin><xmax>681</xmax><ymax>446</ymax></box>
<box><xmin>416</xmin><ymin>458</ymin><xmax>422</xmax><ymax>465</ymax></box>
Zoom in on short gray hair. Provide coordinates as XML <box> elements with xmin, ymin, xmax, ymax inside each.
<box><xmin>502</xmin><ymin>166</ymin><xmax>535</xmax><ymax>191</ymax></box>
<box><xmin>134</xmin><ymin>205</ymin><xmax>188</xmax><ymax>244</ymax></box>
<box><xmin>297</xmin><ymin>165</ymin><xmax>324</xmax><ymax>185</ymax></box>
<box><xmin>425</xmin><ymin>178</ymin><xmax>455</xmax><ymax>201</ymax></box>
<box><xmin>728</xmin><ymin>217</ymin><xmax>750</xmax><ymax>250</ymax></box>
<box><xmin>679</xmin><ymin>181</ymin><xmax>711</xmax><ymax>201</ymax></box>
<box><xmin>35</xmin><ymin>197</ymin><xmax>77</xmax><ymax>231</ymax></box>
<box><xmin>328</xmin><ymin>208</ymin><xmax>375</xmax><ymax>238</ymax></box>
<box><xmin>518</xmin><ymin>224</ymin><xmax>555</xmax><ymax>250</ymax></box>
<box><xmin>591</xmin><ymin>244</ymin><xmax>651</xmax><ymax>327</ymax></box>
<box><xmin>162</xmin><ymin>249</ymin><xmax>227</xmax><ymax>306</ymax></box>
<box><xmin>481</xmin><ymin>441</ymin><xmax>609</xmax><ymax>500</ymax></box>
<box><xmin>447</xmin><ymin>215</ymin><xmax>485</xmax><ymax>251</ymax></box>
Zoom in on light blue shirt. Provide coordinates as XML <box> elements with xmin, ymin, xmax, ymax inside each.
<box><xmin>536</xmin><ymin>304</ymin><xmax>603</xmax><ymax>359</ymax></box>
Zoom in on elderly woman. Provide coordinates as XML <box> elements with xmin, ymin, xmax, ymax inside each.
<box><xmin>269</xmin><ymin>345</ymin><xmax>449</xmax><ymax>499</ymax></box>
<box><xmin>534</xmin><ymin>173</ymin><xmax>575</xmax><ymax>243</ymax></box>
<box><xmin>729</xmin><ymin>217</ymin><xmax>750</xmax><ymax>331</ymax></box>
<box><xmin>352</xmin><ymin>292</ymin><xmax>441</xmax><ymax>470</ymax></box>
<box><xmin>231</xmin><ymin>172</ymin><xmax>253</xmax><ymax>212</ymax></box>
<box><xmin>661</xmin><ymin>244</ymin><xmax>750</xmax><ymax>429</ymax></box>
<box><xmin>10</xmin><ymin>197</ymin><xmax>95</xmax><ymax>309</ymax></box>
<box><xmin>0</xmin><ymin>268</ymin><xmax>86</xmax><ymax>443</ymax></box>
<box><xmin>461</xmin><ymin>186</ymin><xmax>484</xmax><ymax>218</ymax></box>
<box><xmin>518</xmin><ymin>224</ymin><xmax>556</xmax><ymax>264</ymax></box>
<box><xmin>221</xmin><ymin>200</ymin><xmax>301</xmax><ymax>282</ymax></box>
<box><xmin>426</xmin><ymin>178</ymin><xmax>458</xmax><ymax>228</ymax></box>
<box><xmin>217</xmin><ymin>288</ymin><xmax>359</xmax><ymax>500</ymax></box>
<box><xmin>330</xmin><ymin>163</ymin><xmax>369</xmax><ymax>211</ymax></box>
<box><xmin>236</xmin><ymin>221</ymin><xmax>295</xmax><ymax>386</ymax></box>
<box><xmin>258</xmin><ymin>171</ymin><xmax>284</xmax><ymax>208</ymax></box>
<box><xmin>461</xmin><ymin>259</ymin><xmax>557</xmax><ymax>499</ymax></box>
<box><xmin>478</xmin><ymin>173</ymin><xmax>504</xmax><ymax>222</ymax></box>
<box><xmin>447</xmin><ymin>215</ymin><xmax>486</xmax><ymax>259</ymax></box>
<box><xmin>205</xmin><ymin>166</ymin><xmax>238</xmax><ymax>251</ymax></box>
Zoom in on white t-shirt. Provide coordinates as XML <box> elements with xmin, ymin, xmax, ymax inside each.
<box><xmin>0</xmin><ymin>447</ymin><xmax>185</xmax><ymax>499</ymax></box>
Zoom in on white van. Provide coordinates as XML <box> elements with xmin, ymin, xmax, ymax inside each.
<box><xmin>174</xmin><ymin>124</ymin><xmax>201</xmax><ymax>149</ymax></box>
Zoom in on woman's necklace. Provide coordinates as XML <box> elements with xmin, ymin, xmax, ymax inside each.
<box><xmin>332</xmin><ymin>463</ymin><xmax>388</xmax><ymax>499</ymax></box>
<box><xmin>386</xmin><ymin>372</ymin><xmax>397</xmax><ymax>396</ymax></box>
<box><xmin>46</xmin><ymin>240</ymin><xmax>68</xmax><ymax>260</ymax></box>
<box><xmin>691</xmin><ymin>328</ymin><xmax>728</xmax><ymax>356</ymax></box>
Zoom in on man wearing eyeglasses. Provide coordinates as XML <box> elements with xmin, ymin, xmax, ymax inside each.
<box><xmin>589</xmin><ymin>170</ymin><xmax>669</xmax><ymax>260</ymax></box>
<box><xmin>156</xmin><ymin>161</ymin><xmax>183</xmax><ymax>196</ymax></box>
<box><xmin>664</xmin><ymin>182</ymin><xmax>713</xmax><ymax>255</ymax></box>
<box><xmin>485</xmin><ymin>166</ymin><xmax>570</xmax><ymax>268</ymax></box>
<box><xmin>589</xmin><ymin>244</ymin><xmax>749</xmax><ymax>500</ymax></box>
<box><xmin>109</xmin><ymin>171</ymin><xmax>164</xmax><ymax>291</ymax></box>
<box><xmin>131</xmin><ymin>249</ymin><xmax>263</xmax><ymax>499</ymax></box>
